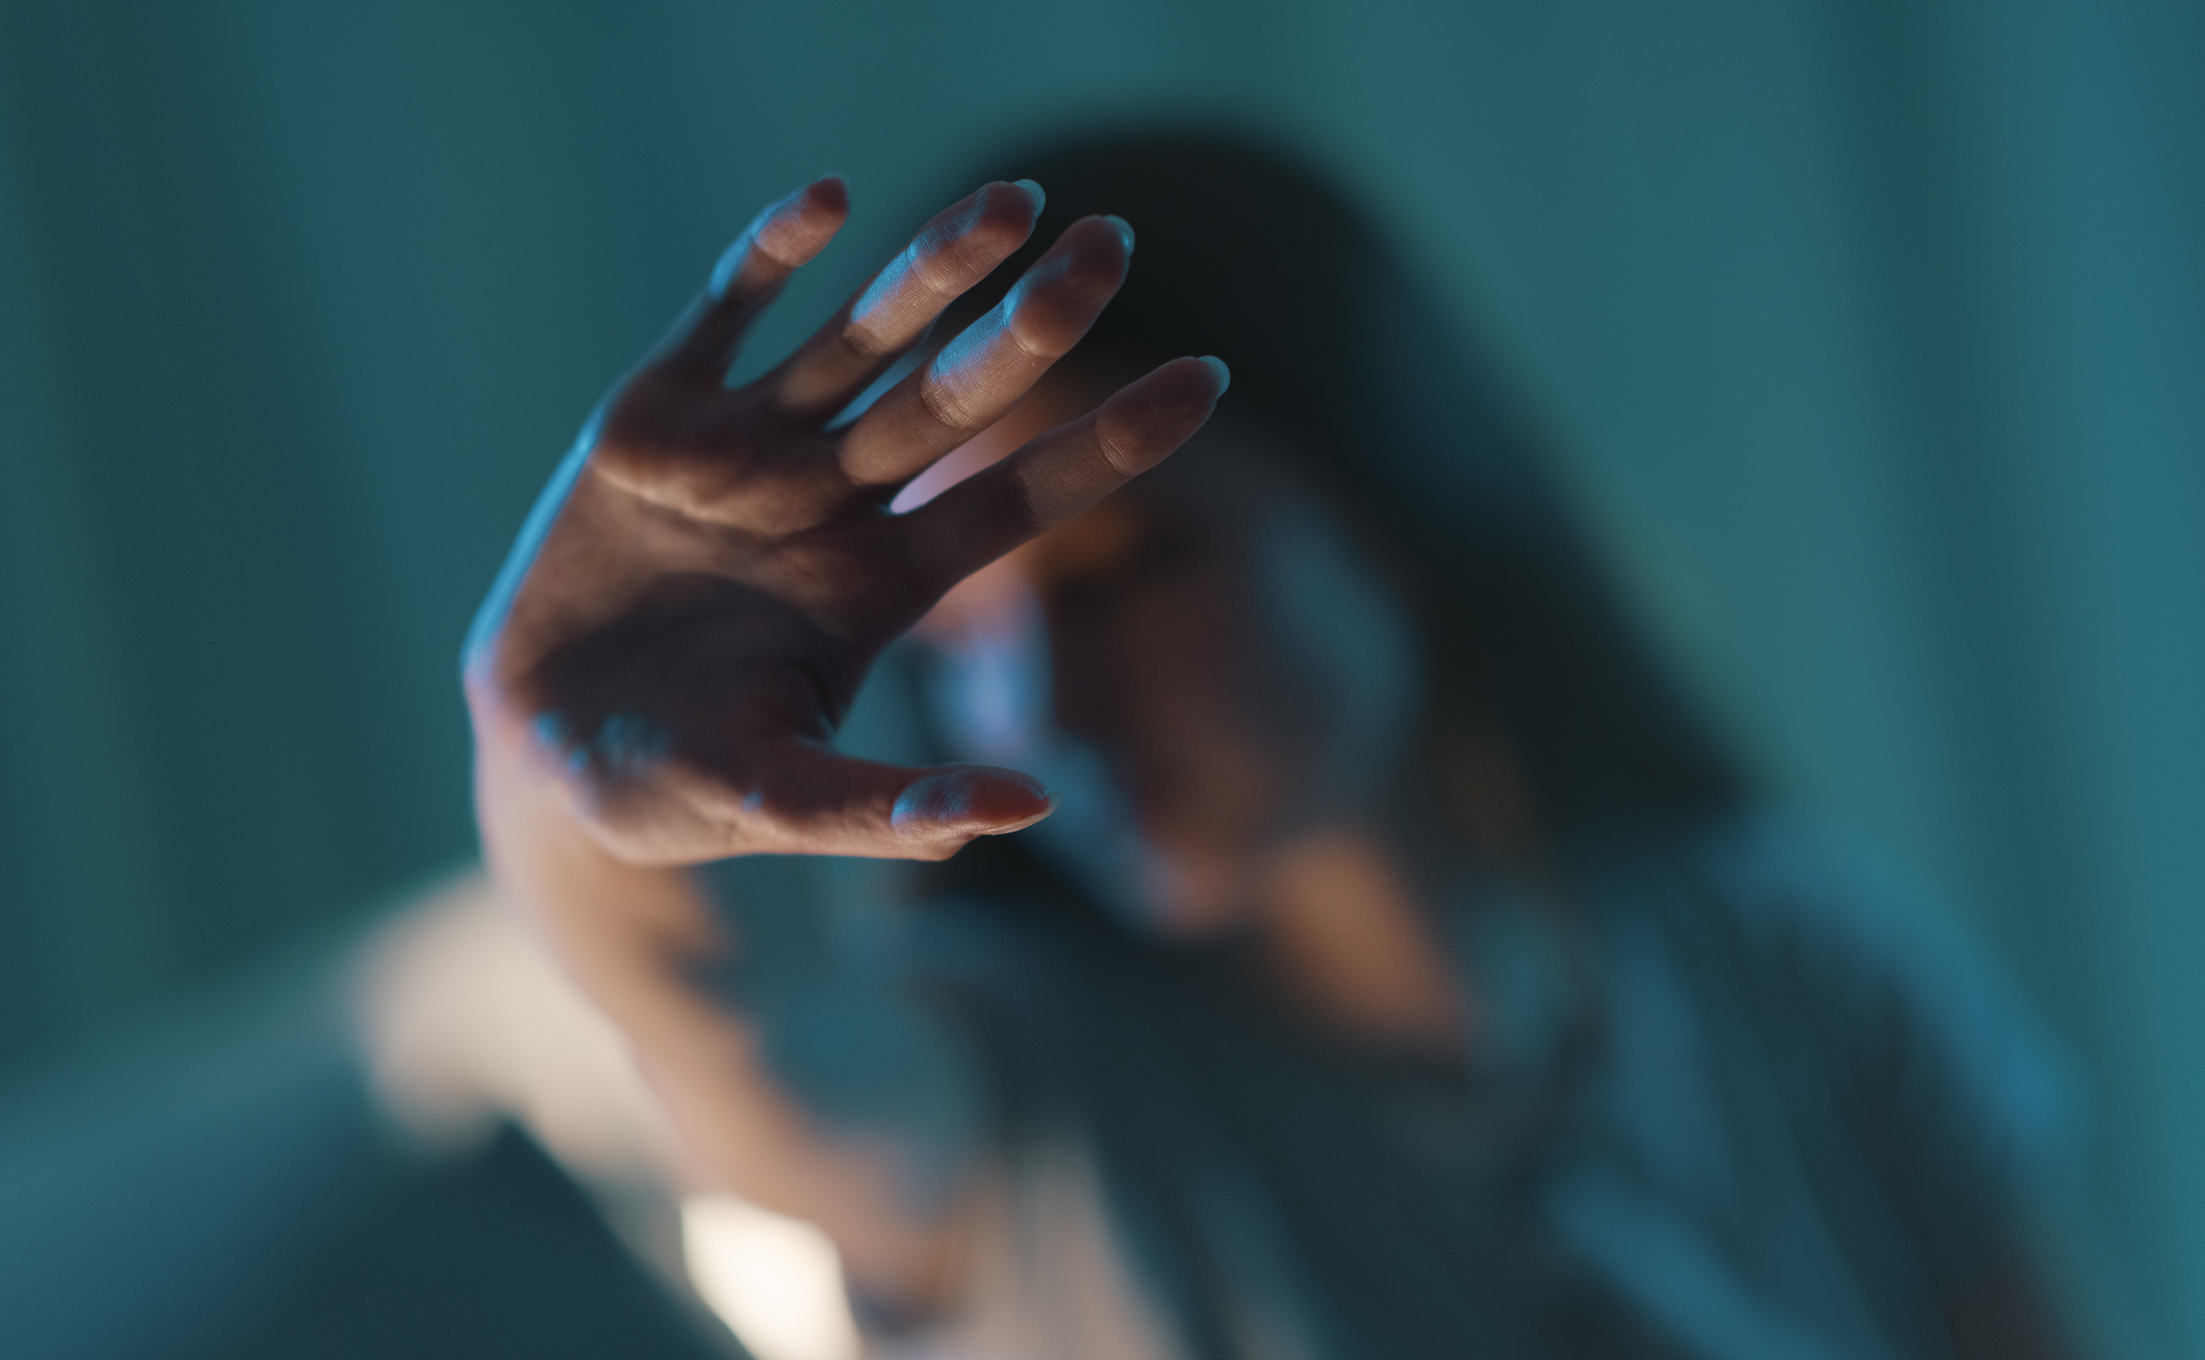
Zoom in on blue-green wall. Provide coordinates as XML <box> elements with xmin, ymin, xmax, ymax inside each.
<box><xmin>1</xmin><ymin>1</ymin><xmax>2198</xmax><ymax>1351</ymax></box>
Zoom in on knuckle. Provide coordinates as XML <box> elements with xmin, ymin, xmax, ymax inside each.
<box><xmin>754</xmin><ymin>191</ymin><xmax>842</xmax><ymax>269</ymax></box>
<box><xmin>1001</xmin><ymin>312</ymin><xmax>1055</xmax><ymax>363</ymax></box>
<box><xmin>915</xmin><ymin>196</ymin><xmax>1024</xmax><ymax>294</ymax></box>
<box><xmin>918</xmin><ymin>376</ymin><xmax>986</xmax><ymax>434</ymax></box>
<box><xmin>1092</xmin><ymin>411</ymin><xmax>1141</xmax><ymax>478</ymax></box>
<box><xmin>837</xmin><ymin>311</ymin><xmax>898</xmax><ymax>361</ymax></box>
<box><xmin>1008</xmin><ymin>263</ymin><xmax>1116</xmax><ymax>337</ymax></box>
<box><xmin>745</xmin><ymin>239</ymin><xmax>795</xmax><ymax>275</ymax></box>
<box><xmin>748</xmin><ymin>220</ymin><xmax>804</xmax><ymax>272</ymax></box>
<box><xmin>904</xmin><ymin>240</ymin><xmax>966</xmax><ymax>302</ymax></box>
<box><xmin>1057</xmin><ymin>263</ymin><xmax>1123</xmax><ymax>315</ymax></box>
<box><xmin>999</xmin><ymin>461</ymin><xmax>1047</xmax><ymax>531</ymax></box>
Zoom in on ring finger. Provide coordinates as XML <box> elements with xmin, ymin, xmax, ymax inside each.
<box><xmin>765</xmin><ymin>180</ymin><xmax>1045</xmax><ymax>419</ymax></box>
<box><xmin>835</xmin><ymin>214</ymin><xmax>1136</xmax><ymax>489</ymax></box>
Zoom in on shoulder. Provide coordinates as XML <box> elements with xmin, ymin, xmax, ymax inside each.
<box><xmin>1669</xmin><ymin>807</ymin><xmax>1952</xmax><ymax>960</ymax></box>
<box><xmin>1634</xmin><ymin>808</ymin><xmax>2079</xmax><ymax>1177</ymax></box>
<box><xmin>1617</xmin><ymin>808</ymin><xmax>2019</xmax><ymax>1019</ymax></box>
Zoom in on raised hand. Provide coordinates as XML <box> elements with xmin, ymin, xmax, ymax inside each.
<box><xmin>464</xmin><ymin>175</ymin><xmax>1226</xmax><ymax>867</ymax></box>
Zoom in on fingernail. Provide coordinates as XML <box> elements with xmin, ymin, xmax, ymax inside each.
<box><xmin>1199</xmin><ymin>355</ymin><xmax>1231</xmax><ymax>393</ymax></box>
<box><xmin>982</xmin><ymin>792</ymin><xmax>1062</xmax><ymax>835</ymax></box>
<box><xmin>1011</xmin><ymin>178</ymin><xmax>1046</xmax><ymax>213</ymax></box>
<box><xmin>892</xmin><ymin>768</ymin><xmax>1052</xmax><ymax>834</ymax></box>
<box><xmin>1102</xmin><ymin>214</ymin><xmax>1135</xmax><ymax>254</ymax></box>
<box><xmin>894</xmin><ymin>771</ymin><xmax>976</xmax><ymax>832</ymax></box>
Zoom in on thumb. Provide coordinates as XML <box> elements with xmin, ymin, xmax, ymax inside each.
<box><xmin>730</xmin><ymin>745</ymin><xmax>1060</xmax><ymax>861</ymax></box>
<box><xmin>891</xmin><ymin>764</ymin><xmax>1061</xmax><ymax>840</ymax></box>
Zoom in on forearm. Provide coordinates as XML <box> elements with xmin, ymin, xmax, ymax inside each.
<box><xmin>470</xmin><ymin>697</ymin><xmax>721</xmax><ymax>1022</ymax></box>
<box><xmin>468</xmin><ymin>702</ymin><xmax>966</xmax><ymax>1298</ymax></box>
<box><xmin>451</xmin><ymin>172</ymin><xmax>1200</xmax><ymax>1314</ymax></box>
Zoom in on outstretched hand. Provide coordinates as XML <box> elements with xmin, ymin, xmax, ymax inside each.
<box><xmin>464</xmin><ymin>175</ymin><xmax>1226</xmax><ymax>866</ymax></box>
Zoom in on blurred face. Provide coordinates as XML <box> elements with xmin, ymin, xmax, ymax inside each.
<box><xmin>912</xmin><ymin>387</ymin><xmax>1421</xmax><ymax>937</ymax></box>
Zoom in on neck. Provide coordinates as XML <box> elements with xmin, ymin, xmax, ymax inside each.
<box><xmin>1250</xmin><ymin>826</ymin><xmax>1470</xmax><ymax>1055</ymax></box>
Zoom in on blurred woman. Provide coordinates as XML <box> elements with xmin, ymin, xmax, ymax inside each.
<box><xmin>465</xmin><ymin>131</ymin><xmax>2080</xmax><ymax>1358</ymax></box>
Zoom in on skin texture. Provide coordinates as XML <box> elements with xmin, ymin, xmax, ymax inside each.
<box><xmin>468</xmin><ymin>175</ymin><xmax>1224</xmax><ymax>868</ymax></box>
<box><xmin>466</xmin><ymin>175</ymin><xmax>1224</xmax><ymax>1299</ymax></box>
<box><xmin>467</xmin><ymin>172</ymin><xmax>1460</xmax><ymax>1305</ymax></box>
<box><xmin>466</xmin><ymin>175</ymin><xmax>2080</xmax><ymax>1355</ymax></box>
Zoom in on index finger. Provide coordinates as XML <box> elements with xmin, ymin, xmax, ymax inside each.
<box><xmin>835</xmin><ymin>215</ymin><xmax>1135</xmax><ymax>488</ymax></box>
<box><xmin>649</xmin><ymin>174</ymin><xmax>852</xmax><ymax>386</ymax></box>
<box><xmin>764</xmin><ymin>180</ymin><xmax>1045</xmax><ymax>417</ymax></box>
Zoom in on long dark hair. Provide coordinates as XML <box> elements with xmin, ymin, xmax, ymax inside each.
<box><xmin>872</xmin><ymin>128</ymin><xmax>1748</xmax><ymax>1358</ymax></box>
<box><xmin>925</xmin><ymin>127</ymin><xmax>1744</xmax><ymax>875</ymax></box>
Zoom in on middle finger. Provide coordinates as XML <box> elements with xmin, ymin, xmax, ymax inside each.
<box><xmin>835</xmin><ymin>214</ymin><xmax>1135</xmax><ymax>489</ymax></box>
<box><xmin>765</xmin><ymin>180</ymin><xmax>1044</xmax><ymax>418</ymax></box>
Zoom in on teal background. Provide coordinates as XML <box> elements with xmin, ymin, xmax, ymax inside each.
<box><xmin>0</xmin><ymin>1</ymin><xmax>2197</xmax><ymax>1352</ymax></box>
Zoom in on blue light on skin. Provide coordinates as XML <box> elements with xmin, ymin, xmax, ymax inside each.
<box><xmin>847</xmin><ymin>184</ymin><xmax>1037</xmax><ymax>355</ymax></box>
<box><xmin>912</xmin><ymin>212</ymin><xmax>1134</xmax><ymax>439</ymax></box>
<box><xmin>530</xmin><ymin>710</ymin><xmax>674</xmax><ymax>780</ymax></box>
<box><xmin>828</xmin><ymin>181</ymin><xmax>1047</xmax><ymax>432</ymax></box>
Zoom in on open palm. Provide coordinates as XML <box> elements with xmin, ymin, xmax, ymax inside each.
<box><xmin>464</xmin><ymin>175</ymin><xmax>1225</xmax><ymax>866</ymax></box>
